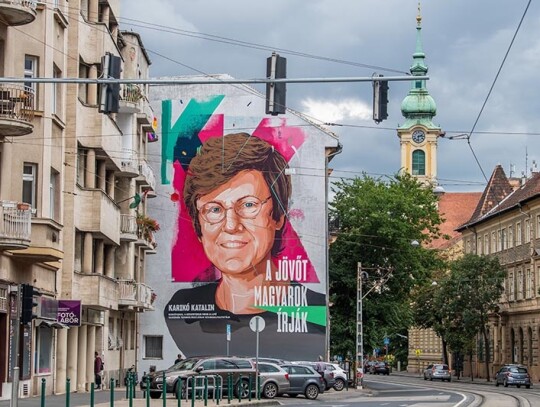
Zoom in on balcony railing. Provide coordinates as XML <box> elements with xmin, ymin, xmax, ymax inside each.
<box><xmin>139</xmin><ymin>159</ymin><xmax>156</xmax><ymax>196</ymax></box>
<box><xmin>120</xmin><ymin>214</ymin><xmax>138</xmax><ymax>242</ymax></box>
<box><xmin>118</xmin><ymin>148</ymin><xmax>139</xmax><ymax>178</ymax></box>
<box><xmin>0</xmin><ymin>84</ymin><xmax>35</xmax><ymax>136</ymax></box>
<box><xmin>120</xmin><ymin>84</ymin><xmax>144</xmax><ymax>104</ymax></box>
<box><xmin>118</xmin><ymin>279</ymin><xmax>155</xmax><ymax>310</ymax></box>
<box><xmin>0</xmin><ymin>200</ymin><xmax>31</xmax><ymax>249</ymax></box>
<box><xmin>0</xmin><ymin>0</ymin><xmax>37</xmax><ymax>26</ymax></box>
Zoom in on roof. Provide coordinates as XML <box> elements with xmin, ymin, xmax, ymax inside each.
<box><xmin>458</xmin><ymin>167</ymin><xmax>540</xmax><ymax>230</ymax></box>
<box><xmin>429</xmin><ymin>192</ymin><xmax>482</xmax><ymax>250</ymax></box>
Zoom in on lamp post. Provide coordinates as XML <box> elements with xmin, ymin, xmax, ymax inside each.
<box><xmin>356</xmin><ymin>262</ymin><xmax>368</xmax><ymax>389</ymax></box>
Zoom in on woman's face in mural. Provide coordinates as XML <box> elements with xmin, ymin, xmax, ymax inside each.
<box><xmin>196</xmin><ymin>170</ymin><xmax>284</xmax><ymax>276</ymax></box>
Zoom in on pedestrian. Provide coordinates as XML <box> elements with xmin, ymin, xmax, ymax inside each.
<box><xmin>94</xmin><ymin>352</ymin><xmax>103</xmax><ymax>389</ymax></box>
<box><xmin>174</xmin><ymin>354</ymin><xmax>183</xmax><ymax>364</ymax></box>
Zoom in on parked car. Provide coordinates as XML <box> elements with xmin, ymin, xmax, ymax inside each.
<box><xmin>291</xmin><ymin>361</ymin><xmax>336</xmax><ymax>390</ymax></box>
<box><xmin>254</xmin><ymin>362</ymin><xmax>290</xmax><ymax>399</ymax></box>
<box><xmin>423</xmin><ymin>364</ymin><xmax>451</xmax><ymax>382</ymax></box>
<box><xmin>252</xmin><ymin>357</ymin><xmax>291</xmax><ymax>365</ymax></box>
<box><xmin>280</xmin><ymin>364</ymin><xmax>325</xmax><ymax>399</ymax></box>
<box><xmin>140</xmin><ymin>356</ymin><xmax>256</xmax><ymax>399</ymax></box>
<box><xmin>495</xmin><ymin>364</ymin><xmax>531</xmax><ymax>388</ymax></box>
<box><xmin>327</xmin><ymin>363</ymin><xmax>347</xmax><ymax>391</ymax></box>
<box><xmin>369</xmin><ymin>361</ymin><xmax>390</xmax><ymax>375</ymax></box>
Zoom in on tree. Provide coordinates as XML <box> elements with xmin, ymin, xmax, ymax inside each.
<box><xmin>441</xmin><ymin>254</ymin><xmax>505</xmax><ymax>381</ymax></box>
<box><xmin>329</xmin><ymin>173</ymin><xmax>445</xmax><ymax>360</ymax></box>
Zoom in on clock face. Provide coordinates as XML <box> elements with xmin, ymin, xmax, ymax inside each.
<box><xmin>412</xmin><ymin>130</ymin><xmax>425</xmax><ymax>144</ymax></box>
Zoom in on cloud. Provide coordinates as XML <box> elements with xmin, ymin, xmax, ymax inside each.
<box><xmin>300</xmin><ymin>98</ymin><xmax>372</xmax><ymax>122</ymax></box>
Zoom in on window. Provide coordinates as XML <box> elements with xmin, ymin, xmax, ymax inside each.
<box><xmin>526</xmin><ymin>269</ymin><xmax>533</xmax><ymax>299</ymax></box>
<box><xmin>50</xmin><ymin>169</ymin><xmax>59</xmax><ymax>220</ymax></box>
<box><xmin>525</xmin><ymin>219</ymin><xmax>531</xmax><ymax>243</ymax></box>
<box><xmin>78</xmin><ymin>61</ymin><xmax>88</xmax><ymax>103</ymax></box>
<box><xmin>477</xmin><ymin>237</ymin><xmax>482</xmax><ymax>255</ymax></box>
<box><xmin>497</xmin><ymin>230</ymin><xmax>502</xmax><ymax>251</ymax></box>
<box><xmin>144</xmin><ymin>335</ymin><xmax>163</xmax><ymax>359</ymax></box>
<box><xmin>516</xmin><ymin>222</ymin><xmax>522</xmax><ymax>245</ymax></box>
<box><xmin>508</xmin><ymin>226</ymin><xmax>514</xmax><ymax>249</ymax></box>
<box><xmin>411</xmin><ymin>150</ymin><xmax>425</xmax><ymax>176</ymax></box>
<box><xmin>77</xmin><ymin>147</ymin><xmax>86</xmax><ymax>187</ymax></box>
<box><xmin>484</xmin><ymin>234</ymin><xmax>489</xmax><ymax>254</ymax></box>
<box><xmin>491</xmin><ymin>231</ymin><xmax>496</xmax><ymax>253</ymax></box>
<box><xmin>24</xmin><ymin>55</ymin><xmax>38</xmax><ymax>99</ymax></box>
<box><xmin>22</xmin><ymin>163</ymin><xmax>37</xmax><ymax>210</ymax></box>
<box><xmin>537</xmin><ymin>215</ymin><xmax>540</xmax><ymax>239</ymax></box>
<box><xmin>501</xmin><ymin>228</ymin><xmax>507</xmax><ymax>250</ymax></box>
<box><xmin>518</xmin><ymin>269</ymin><xmax>523</xmax><ymax>300</ymax></box>
<box><xmin>35</xmin><ymin>325</ymin><xmax>53</xmax><ymax>374</ymax></box>
<box><xmin>52</xmin><ymin>65</ymin><xmax>62</xmax><ymax>117</ymax></box>
<box><xmin>509</xmin><ymin>272</ymin><xmax>515</xmax><ymax>301</ymax></box>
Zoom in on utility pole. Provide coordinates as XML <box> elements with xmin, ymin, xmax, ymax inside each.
<box><xmin>10</xmin><ymin>285</ymin><xmax>21</xmax><ymax>407</ymax></box>
<box><xmin>356</xmin><ymin>262</ymin><xmax>364</xmax><ymax>389</ymax></box>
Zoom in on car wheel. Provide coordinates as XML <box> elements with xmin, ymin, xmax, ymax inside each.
<box><xmin>149</xmin><ymin>392</ymin><xmax>161</xmax><ymax>399</ymax></box>
<box><xmin>495</xmin><ymin>380</ymin><xmax>499</xmax><ymax>387</ymax></box>
<box><xmin>424</xmin><ymin>375</ymin><xmax>428</xmax><ymax>381</ymax></box>
<box><xmin>504</xmin><ymin>379</ymin><xmax>508</xmax><ymax>387</ymax></box>
<box><xmin>429</xmin><ymin>377</ymin><xmax>433</xmax><ymax>381</ymax></box>
<box><xmin>304</xmin><ymin>384</ymin><xmax>319</xmax><ymax>400</ymax></box>
<box><xmin>526</xmin><ymin>385</ymin><xmax>531</xmax><ymax>389</ymax></box>
<box><xmin>517</xmin><ymin>385</ymin><xmax>521</xmax><ymax>388</ymax></box>
<box><xmin>235</xmin><ymin>379</ymin><xmax>250</xmax><ymax>399</ymax></box>
<box><xmin>174</xmin><ymin>381</ymin><xmax>186</xmax><ymax>399</ymax></box>
<box><xmin>448</xmin><ymin>378</ymin><xmax>452</xmax><ymax>382</ymax></box>
<box><xmin>262</xmin><ymin>382</ymin><xmax>278</xmax><ymax>399</ymax></box>
<box><xmin>333</xmin><ymin>378</ymin><xmax>345</xmax><ymax>391</ymax></box>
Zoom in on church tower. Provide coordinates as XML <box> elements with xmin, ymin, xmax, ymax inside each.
<box><xmin>397</xmin><ymin>6</ymin><xmax>443</xmax><ymax>185</ymax></box>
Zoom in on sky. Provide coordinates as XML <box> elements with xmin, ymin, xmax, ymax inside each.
<box><xmin>121</xmin><ymin>0</ymin><xmax>540</xmax><ymax>192</ymax></box>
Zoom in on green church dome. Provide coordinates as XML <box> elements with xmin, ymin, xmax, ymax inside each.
<box><xmin>401</xmin><ymin>89</ymin><xmax>437</xmax><ymax>116</ymax></box>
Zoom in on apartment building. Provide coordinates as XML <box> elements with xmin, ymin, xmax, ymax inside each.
<box><xmin>0</xmin><ymin>1</ymin><xmax>156</xmax><ymax>398</ymax></box>
<box><xmin>459</xmin><ymin>165</ymin><xmax>540</xmax><ymax>380</ymax></box>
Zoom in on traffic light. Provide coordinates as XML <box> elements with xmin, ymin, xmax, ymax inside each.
<box><xmin>265</xmin><ymin>52</ymin><xmax>287</xmax><ymax>116</ymax></box>
<box><xmin>21</xmin><ymin>284</ymin><xmax>40</xmax><ymax>325</ymax></box>
<box><xmin>373</xmin><ymin>75</ymin><xmax>389</xmax><ymax>123</ymax></box>
<box><xmin>99</xmin><ymin>52</ymin><xmax>122</xmax><ymax>114</ymax></box>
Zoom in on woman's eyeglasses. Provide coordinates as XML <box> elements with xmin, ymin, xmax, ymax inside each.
<box><xmin>199</xmin><ymin>195</ymin><xmax>272</xmax><ymax>224</ymax></box>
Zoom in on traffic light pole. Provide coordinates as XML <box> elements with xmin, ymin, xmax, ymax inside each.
<box><xmin>10</xmin><ymin>285</ymin><xmax>21</xmax><ymax>407</ymax></box>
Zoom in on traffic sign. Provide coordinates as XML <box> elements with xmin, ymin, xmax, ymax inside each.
<box><xmin>415</xmin><ymin>349</ymin><xmax>421</xmax><ymax>357</ymax></box>
<box><xmin>383</xmin><ymin>337</ymin><xmax>390</xmax><ymax>345</ymax></box>
<box><xmin>226</xmin><ymin>324</ymin><xmax>231</xmax><ymax>341</ymax></box>
<box><xmin>249</xmin><ymin>316</ymin><xmax>265</xmax><ymax>332</ymax></box>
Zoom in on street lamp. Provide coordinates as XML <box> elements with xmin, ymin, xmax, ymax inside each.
<box><xmin>356</xmin><ymin>262</ymin><xmax>368</xmax><ymax>389</ymax></box>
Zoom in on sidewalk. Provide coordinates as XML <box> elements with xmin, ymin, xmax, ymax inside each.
<box><xmin>390</xmin><ymin>369</ymin><xmax>506</xmax><ymax>387</ymax></box>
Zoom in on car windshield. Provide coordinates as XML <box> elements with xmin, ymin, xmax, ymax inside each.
<box><xmin>171</xmin><ymin>358</ymin><xmax>200</xmax><ymax>371</ymax></box>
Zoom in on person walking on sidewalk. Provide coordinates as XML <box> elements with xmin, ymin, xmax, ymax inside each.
<box><xmin>94</xmin><ymin>352</ymin><xmax>104</xmax><ymax>389</ymax></box>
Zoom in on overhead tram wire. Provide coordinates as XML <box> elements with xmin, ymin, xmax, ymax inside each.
<box><xmin>465</xmin><ymin>0</ymin><xmax>532</xmax><ymax>183</ymax></box>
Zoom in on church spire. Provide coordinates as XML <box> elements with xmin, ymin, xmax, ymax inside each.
<box><xmin>399</xmin><ymin>1</ymin><xmax>437</xmax><ymax>130</ymax></box>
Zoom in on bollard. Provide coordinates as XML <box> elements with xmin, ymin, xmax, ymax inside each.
<box><xmin>110</xmin><ymin>378</ymin><xmax>115</xmax><ymax>407</ymax></box>
<box><xmin>227</xmin><ymin>373</ymin><xmax>232</xmax><ymax>404</ymax></box>
<box><xmin>66</xmin><ymin>378</ymin><xmax>71</xmax><ymax>407</ymax></box>
<box><xmin>145</xmin><ymin>376</ymin><xmax>150</xmax><ymax>407</ymax></box>
<box><xmin>90</xmin><ymin>383</ymin><xmax>95</xmax><ymax>407</ymax></box>
<box><xmin>176</xmin><ymin>378</ymin><xmax>182</xmax><ymax>407</ymax></box>
<box><xmin>215</xmin><ymin>375</ymin><xmax>221</xmax><ymax>405</ymax></box>
<box><xmin>125</xmin><ymin>373</ymin><xmax>130</xmax><ymax>399</ymax></box>
<box><xmin>237</xmin><ymin>375</ymin><xmax>242</xmax><ymax>403</ymax></box>
<box><xmin>41</xmin><ymin>378</ymin><xmax>46</xmax><ymax>407</ymax></box>
<box><xmin>128</xmin><ymin>375</ymin><xmax>133</xmax><ymax>407</ymax></box>
<box><xmin>248</xmin><ymin>375</ymin><xmax>252</xmax><ymax>402</ymax></box>
<box><xmin>204</xmin><ymin>376</ymin><xmax>208</xmax><ymax>406</ymax></box>
<box><xmin>162</xmin><ymin>371</ymin><xmax>167</xmax><ymax>407</ymax></box>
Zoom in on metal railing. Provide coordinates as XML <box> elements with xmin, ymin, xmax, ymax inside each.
<box><xmin>118</xmin><ymin>280</ymin><xmax>155</xmax><ymax>309</ymax></box>
<box><xmin>0</xmin><ymin>200</ymin><xmax>31</xmax><ymax>241</ymax></box>
<box><xmin>120</xmin><ymin>149</ymin><xmax>139</xmax><ymax>175</ymax></box>
<box><xmin>139</xmin><ymin>159</ymin><xmax>156</xmax><ymax>191</ymax></box>
<box><xmin>120</xmin><ymin>214</ymin><xmax>137</xmax><ymax>234</ymax></box>
<box><xmin>1</xmin><ymin>0</ymin><xmax>37</xmax><ymax>10</ymax></box>
<box><xmin>120</xmin><ymin>84</ymin><xmax>144</xmax><ymax>104</ymax></box>
<box><xmin>0</xmin><ymin>84</ymin><xmax>35</xmax><ymax>122</ymax></box>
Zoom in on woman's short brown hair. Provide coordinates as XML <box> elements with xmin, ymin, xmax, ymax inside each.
<box><xmin>184</xmin><ymin>133</ymin><xmax>291</xmax><ymax>257</ymax></box>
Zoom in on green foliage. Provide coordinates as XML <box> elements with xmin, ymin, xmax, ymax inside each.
<box><xmin>329</xmin><ymin>173</ymin><xmax>445</xmax><ymax>360</ymax></box>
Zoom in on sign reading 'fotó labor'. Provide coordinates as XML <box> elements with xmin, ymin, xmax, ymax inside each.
<box><xmin>57</xmin><ymin>300</ymin><xmax>82</xmax><ymax>326</ymax></box>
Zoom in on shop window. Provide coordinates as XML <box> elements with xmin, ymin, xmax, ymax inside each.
<box><xmin>35</xmin><ymin>325</ymin><xmax>53</xmax><ymax>374</ymax></box>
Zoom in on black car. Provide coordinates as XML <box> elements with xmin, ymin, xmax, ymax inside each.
<box><xmin>141</xmin><ymin>356</ymin><xmax>256</xmax><ymax>399</ymax></box>
<box><xmin>369</xmin><ymin>362</ymin><xmax>390</xmax><ymax>375</ymax></box>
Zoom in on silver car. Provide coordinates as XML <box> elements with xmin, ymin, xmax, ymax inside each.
<box><xmin>423</xmin><ymin>363</ymin><xmax>451</xmax><ymax>382</ymax></box>
<box><xmin>255</xmin><ymin>362</ymin><xmax>290</xmax><ymax>399</ymax></box>
<box><xmin>495</xmin><ymin>364</ymin><xmax>531</xmax><ymax>388</ymax></box>
<box><xmin>327</xmin><ymin>363</ymin><xmax>348</xmax><ymax>391</ymax></box>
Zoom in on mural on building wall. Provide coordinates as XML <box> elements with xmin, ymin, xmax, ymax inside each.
<box><xmin>160</xmin><ymin>96</ymin><xmax>326</xmax><ymax>359</ymax></box>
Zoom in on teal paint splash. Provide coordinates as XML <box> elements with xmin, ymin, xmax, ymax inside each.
<box><xmin>161</xmin><ymin>96</ymin><xmax>224</xmax><ymax>184</ymax></box>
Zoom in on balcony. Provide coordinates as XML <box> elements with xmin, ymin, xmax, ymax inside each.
<box><xmin>117</xmin><ymin>148</ymin><xmax>139</xmax><ymax>178</ymax></box>
<box><xmin>120</xmin><ymin>214</ymin><xmax>138</xmax><ymax>242</ymax></box>
<box><xmin>0</xmin><ymin>200</ymin><xmax>31</xmax><ymax>250</ymax></box>
<box><xmin>119</xmin><ymin>84</ymin><xmax>143</xmax><ymax>114</ymax></box>
<box><xmin>0</xmin><ymin>84</ymin><xmax>35</xmax><ymax>136</ymax></box>
<box><xmin>118</xmin><ymin>280</ymin><xmax>155</xmax><ymax>311</ymax></box>
<box><xmin>138</xmin><ymin>160</ymin><xmax>157</xmax><ymax>198</ymax></box>
<box><xmin>74</xmin><ymin>187</ymin><xmax>120</xmax><ymax>244</ymax></box>
<box><xmin>137</xmin><ymin>96</ymin><xmax>154</xmax><ymax>127</ymax></box>
<box><xmin>76</xmin><ymin>273</ymin><xmax>118</xmax><ymax>310</ymax></box>
<box><xmin>7</xmin><ymin>218</ymin><xmax>63</xmax><ymax>263</ymax></box>
<box><xmin>0</xmin><ymin>0</ymin><xmax>37</xmax><ymax>26</ymax></box>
